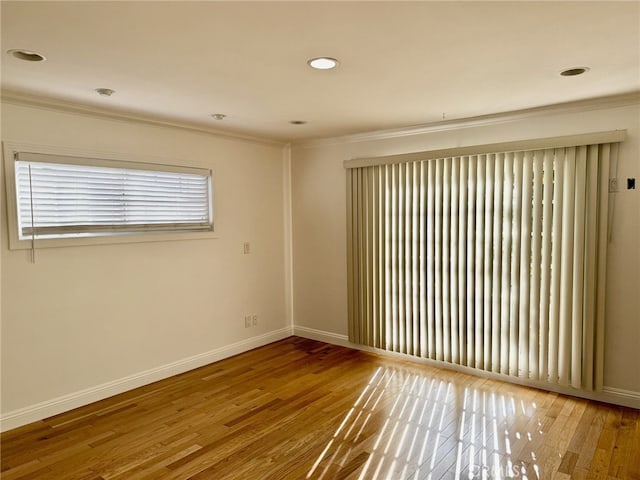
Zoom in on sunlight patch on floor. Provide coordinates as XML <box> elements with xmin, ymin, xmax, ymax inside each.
<box><xmin>307</xmin><ymin>367</ymin><xmax>543</xmax><ymax>479</ymax></box>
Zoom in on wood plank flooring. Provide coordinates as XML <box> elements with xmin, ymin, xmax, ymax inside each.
<box><xmin>2</xmin><ymin>337</ymin><xmax>639</xmax><ymax>479</ymax></box>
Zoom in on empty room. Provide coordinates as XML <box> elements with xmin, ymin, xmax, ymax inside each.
<box><xmin>1</xmin><ymin>1</ymin><xmax>639</xmax><ymax>479</ymax></box>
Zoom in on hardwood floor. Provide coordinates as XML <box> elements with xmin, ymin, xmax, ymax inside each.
<box><xmin>2</xmin><ymin>337</ymin><xmax>639</xmax><ymax>479</ymax></box>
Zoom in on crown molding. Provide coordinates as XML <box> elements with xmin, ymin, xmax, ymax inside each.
<box><xmin>4</xmin><ymin>89</ymin><xmax>639</xmax><ymax>150</ymax></box>
<box><xmin>293</xmin><ymin>91</ymin><xmax>640</xmax><ymax>149</ymax></box>
<box><xmin>0</xmin><ymin>89</ymin><xmax>287</xmax><ymax>147</ymax></box>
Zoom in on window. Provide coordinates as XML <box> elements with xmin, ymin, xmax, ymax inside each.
<box><xmin>345</xmin><ymin>131</ymin><xmax>625</xmax><ymax>392</ymax></box>
<box><xmin>4</xmin><ymin>145</ymin><xmax>214</xmax><ymax>249</ymax></box>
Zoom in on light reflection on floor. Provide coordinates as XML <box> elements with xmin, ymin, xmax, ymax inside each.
<box><xmin>307</xmin><ymin>367</ymin><xmax>542</xmax><ymax>480</ymax></box>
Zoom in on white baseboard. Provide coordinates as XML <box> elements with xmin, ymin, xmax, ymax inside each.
<box><xmin>293</xmin><ymin>325</ymin><xmax>349</xmax><ymax>346</ymax></box>
<box><xmin>0</xmin><ymin>327</ymin><xmax>293</xmax><ymax>432</ymax></box>
<box><xmin>3</xmin><ymin>325</ymin><xmax>636</xmax><ymax>433</ymax></box>
<box><xmin>602</xmin><ymin>386</ymin><xmax>640</xmax><ymax>403</ymax></box>
<box><xmin>293</xmin><ymin>326</ymin><xmax>640</xmax><ymax>410</ymax></box>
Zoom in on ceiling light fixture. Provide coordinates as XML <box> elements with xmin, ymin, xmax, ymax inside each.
<box><xmin>307</xmin><ymin>57</ymin><xmax>339</xmax><ymax>70</ymax></box>
<box><xmin>289</xmin><ymin>120</ymin><xmax>307</xmax><ymax>125</ymax></box>
<box><xmin>7</xmin><ymin>49</ymin><xmax>46</xmax><ymax>62</ymax></box>
<box><xmin>211</xmin><ymin>113</ymin><xmax>226</xmax><ymax>120</ymax></box>
<box><xmin>95</xmin><ymin>88</ymin><xmax>115</xmax><ymax>97</ymax></box>
<box><xmin>560</xmin><ymin>67</ymin><xmax>590</xmax><ymax>77</ymax></box>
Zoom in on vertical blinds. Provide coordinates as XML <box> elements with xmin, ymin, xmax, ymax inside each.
<box><xmin>14</xmin><ymin>152</ymin><xmax>212</xmax><ymax>239</ymax></box>
<box><xmin>346</xmin><ymin>140</ymin><xmax>617</xmax><ymax>390</ymax></box>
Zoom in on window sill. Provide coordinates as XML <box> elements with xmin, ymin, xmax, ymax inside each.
<box><xmin>8</xmin><ymin>230</ymin><xmax>219</xmax><ymax>250</ymax></box>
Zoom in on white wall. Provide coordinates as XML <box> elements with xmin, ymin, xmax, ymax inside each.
<box><xmin>1</xmin><ymin>102</ymin><xmax>290</xmax><ymax>424</ymax></box>
<box><xmin>291</xmin><ymin>101</ymin><xmax>640</xmax><ymax>396</ymax></box>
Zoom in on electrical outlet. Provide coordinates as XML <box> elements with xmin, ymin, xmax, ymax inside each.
<box><xmin>609</xmin><ymin>178</ymin><xmax>619</xmax><ymax>193</ymax></box>
<box><xmin>244</xmin><ymin>315</ymin><xmax>252</xmax><ymax>328</ymax></box>
<box><xmin>252</xmin><ymin>315</ymin><xmax>258</xmax><ymax>326</ymax></box>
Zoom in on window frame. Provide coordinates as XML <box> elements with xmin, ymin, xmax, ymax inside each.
<box><xmin>3</xmin><ymin>141</ymin><xmax>217</xmax><ymax>250</ymax></box>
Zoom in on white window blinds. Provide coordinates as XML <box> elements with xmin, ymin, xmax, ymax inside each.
<box><xmin>14</xmin><ymin>152</ymin><xmax>213</xmax><ymax>239</ymax></box>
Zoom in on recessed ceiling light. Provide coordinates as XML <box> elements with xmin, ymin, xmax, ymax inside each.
<box><xmin>211</xmin><ymin>113</ymin><xmax>226</xmax><ymax>120</ymax></box>
<box><xmin>289</xmin><ymin>120</ymin><xmax>307</xmax><ymax>125</ymax></box>
<box><xmin>560</xmin><ymin>67</ymin><xmax>590</xmax><ymax>77</ymax></box>
<box><xmin>7</xmin><ymin>49</ymin><xmax>46</xmax><ymax>62</ymax></box>
<box><xmin>95</xmin><ymin>88</ymin><xmax>115</xmax><ymax>97</ymax></box>
<box><xmin>307</xmin><ymin>57</ymin><xmax>339</xmax><ymax>70</ymax></box>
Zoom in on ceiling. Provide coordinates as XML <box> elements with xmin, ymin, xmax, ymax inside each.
<box><xmin>2</xmin><ymin>1</ymin><xmax>639</xmax><ymax>143</ymax></box>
